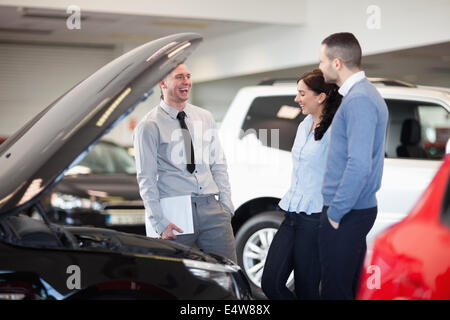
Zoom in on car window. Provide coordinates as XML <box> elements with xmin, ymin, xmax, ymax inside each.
<box><xmin>385</xmin><ymin>99</ymin><xmax>450</xmax><ymax>160</ymax></box>
<box><xmin>441</xmin><ymin>172</ymin><xmax>450</xmax><ymax>228</ymax></box>
<box><xmin>79</xmin><ymin>142</ymin><xmax>136</xmax><ymax>174</ymax></box>
<box><xmin>240</xmin><ymin>95</ymin><xmax>304</xmax><ymax>152</ymax></box>
<box><xmin>418</xmin><ymin>106</ymin><xmax>450</xmax><ymax>159</ymax></box>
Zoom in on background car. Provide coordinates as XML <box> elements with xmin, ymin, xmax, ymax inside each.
<box><xmin>357</xmin><ymin>155</ymin><xmax>450</xmax><ymax>300</ymax></box>
<box><xmin>41</xmin><ymin>140</ymin><xmax>145</xmax><ymax>235</ymax></box>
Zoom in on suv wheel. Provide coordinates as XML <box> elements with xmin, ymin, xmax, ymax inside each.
<box><xmin>235</xmin><ymin>211</ymin><xmax>294</xmax><ymax>299</ymax></box>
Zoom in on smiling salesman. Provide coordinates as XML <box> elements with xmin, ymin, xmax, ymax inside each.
<box><xmin>318</xmin><ymin>33</ymin><xmax>388</xmax><ymax>300</ymax></box>
<box><xmin>133</xmin><ymin>63</ymin><xmax>237</xmax><ymax>263</ymax></box>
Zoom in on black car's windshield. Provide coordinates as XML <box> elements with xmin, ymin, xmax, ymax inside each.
<box><xmin>67</xmin><ymin>141</ymin><xmax>136</xmax><ymax>175</ymax></box>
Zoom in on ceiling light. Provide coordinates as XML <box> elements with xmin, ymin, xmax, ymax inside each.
<box><xmin>18</xmin><ymin>7</ymin><xmax>86</xmax><ymax>20</ymax></box>
<box><xmin>167</xmin><ymin>42</ymin><xmax>191</xmax><ymax>58</ymax></box>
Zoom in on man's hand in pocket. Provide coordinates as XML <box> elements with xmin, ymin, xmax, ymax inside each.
<box><xmin>328</xmin><ymin>217</ymin><xmax>340</xmax><ymax>230</ymax></box>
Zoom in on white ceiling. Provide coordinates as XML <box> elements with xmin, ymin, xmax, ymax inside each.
<box><xmin>0</xmin><ymin>3</ymin><xmax>448</xmax><ymax>87</ymax></box>
<box><xmin>0</xmin><ymin>5</ymin><xmax>267</xmax><ymax>45</ymax></box>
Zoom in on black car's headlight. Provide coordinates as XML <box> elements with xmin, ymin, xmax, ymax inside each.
<box><xmin>183</xmin><ymin>259</ymin><xmax>241</xmax><ymax>295</ymax></box>
<box><xmin>51</xmin><ymin>192</ymin><xmax>102</xmax><ymax>211</ymax></box>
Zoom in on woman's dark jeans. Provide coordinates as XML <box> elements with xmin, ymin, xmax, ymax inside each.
<box><xmin>261</xmin><ymin>210</ymin><xmax>321</xmax><ymax>300</ymax></box>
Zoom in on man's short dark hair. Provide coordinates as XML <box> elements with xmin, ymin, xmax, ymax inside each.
<box><xmin>321</xmin><ymin>32</ymin><xmax>362</xmax><ymax>69</ymax></box>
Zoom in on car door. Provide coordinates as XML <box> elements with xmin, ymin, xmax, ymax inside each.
<box><xmin>371</xmin><ymin>98</ymin><xmax>450</xmax><ymax>244</ymax></box>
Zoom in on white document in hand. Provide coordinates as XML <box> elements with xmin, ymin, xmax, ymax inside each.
<box><xmin>160</xmin><ymin>195</ymin><xmax>194</xmax><ymax>235</ymax></box>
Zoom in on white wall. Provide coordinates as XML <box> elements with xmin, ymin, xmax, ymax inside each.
<box><xmin>0</xmin><ymin>42</ymin><xmax>117</xmax><ymax>136</ymax></box>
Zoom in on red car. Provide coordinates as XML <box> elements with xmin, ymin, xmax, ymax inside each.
<box><xmin>357</xmin><ymin>154</ymin><xmax>450</xmax><ymax>300</ymax></box>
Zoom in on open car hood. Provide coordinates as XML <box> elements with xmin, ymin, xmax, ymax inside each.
<box><xmin>0</xmin><ymin>33</ymin><xmax>202</xmax><ymax>216</ymax></box>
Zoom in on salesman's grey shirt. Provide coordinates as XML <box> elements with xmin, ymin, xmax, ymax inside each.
<box><xmin>133</xmin><ymin>100</ymin><xmax>234</xmax><ymax>234</ymax></box>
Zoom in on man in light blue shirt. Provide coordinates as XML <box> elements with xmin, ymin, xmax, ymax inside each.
<box><xmin>318</xmin><ymin>33</ymin><xmax>388</xmax><ymax>300</ymax></box>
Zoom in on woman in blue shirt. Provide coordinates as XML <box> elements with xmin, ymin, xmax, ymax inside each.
<box><xmin>261</xmin><ymin>69</ymin><xmax>342</xmax><ymax>300</ymax></box>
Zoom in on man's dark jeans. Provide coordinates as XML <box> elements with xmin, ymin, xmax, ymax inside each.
<box><xmin>319</xmin><ymin>206</ymin><xmax>377</xmax><ymax>300</ymax></box>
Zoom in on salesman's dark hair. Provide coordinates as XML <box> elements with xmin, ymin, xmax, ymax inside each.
<box><xmin>298</xmin><ymin>69</ymin><xmax>342</xmax><ymax>141</ymax></box>
<box><xmin>321</xmin><ymin>32</ymin><xmax>362</xmax><ymax>69</ymax></box>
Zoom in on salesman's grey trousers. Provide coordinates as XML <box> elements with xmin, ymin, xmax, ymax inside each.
<box><xmin>171</xmin><ymin>194</ymin><xmax>237</xmax><ymax>263</ymax></box>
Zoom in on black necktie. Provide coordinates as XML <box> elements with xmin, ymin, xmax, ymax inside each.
<box><xmin>177</xmin><ymin>111</ymin><xmax>195</xmax><ymax>174</ymax></box>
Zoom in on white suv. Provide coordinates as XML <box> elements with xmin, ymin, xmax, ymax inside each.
<box><xmin>219</xmin><ymin>78</ymin><xmax>450</xmax><ymax>297</ymax></box>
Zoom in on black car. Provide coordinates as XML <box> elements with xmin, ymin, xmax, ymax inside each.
<box><xmin>43</xmin><ymin>140</ymin><xmax>145</xmax><ymax>235</ymax></box>
<box><xmin>0</xmin><ymin>33</ymin><xmax>252</xmax><ymax>300</ymax></box>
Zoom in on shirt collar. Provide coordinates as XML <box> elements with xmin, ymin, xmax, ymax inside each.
<box><xmin>159</xmin><ymin>100</ymin><xmax>190</xmax><ymax>120</ymax></box>
<box><xmin>338</xmin><ymin>71</ymin><xmax>366</xmax><ymax>96</ymax></box>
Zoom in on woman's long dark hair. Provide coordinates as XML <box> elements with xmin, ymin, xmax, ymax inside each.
<box><xmin>298</xmin><ymin>69</ymin><xmax>342</xmax><ymax>140</ymax></box>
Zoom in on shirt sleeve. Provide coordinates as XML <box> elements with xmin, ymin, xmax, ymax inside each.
<box><xmin>133</xmin><ymin>119</ymin><xmax>170</xmax><ymax>234</ymax></box>
<box><xmin>207</xmin><ymin>115</ymin><xmax>234</xmax><ymax>213</ymax></box>
<box><xmin>326</xmin><ymin>97</ymin><xmax>378</xmax><ymax>223</ymax></box>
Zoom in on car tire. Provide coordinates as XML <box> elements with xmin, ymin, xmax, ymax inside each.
<box><xmin>235</xmin><ymin>210</ymin><xmax>294</xmax><ymax>299</ymax></box>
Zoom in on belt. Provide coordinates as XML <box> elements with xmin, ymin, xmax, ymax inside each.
<box><xmin>190</xmin><ymin>194</ymin><xmax>218</xmax><ymax>204</ymax></box>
